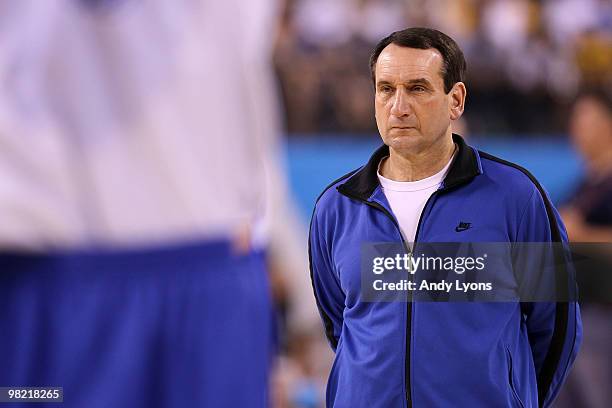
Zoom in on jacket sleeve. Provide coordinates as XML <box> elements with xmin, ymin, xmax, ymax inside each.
<box><xmin>308</xmin><ymin>205</ymin><xmax>345</xmax><ymax>351</ymax></box>
<box><xmin>516</xmin><ymin>188</ymin><xmax>582</xmax><ymax>408</ymax></box>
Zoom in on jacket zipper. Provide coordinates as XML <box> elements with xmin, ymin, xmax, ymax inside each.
<box><xmin>402</xmin><ymin>191</ymin><xmax>438</xmax><ymax>405</ymax></box>
<box><xmin>341</xmin><ymin>189</ymin><xmax>439</xmax><ymax>407</ymax></box>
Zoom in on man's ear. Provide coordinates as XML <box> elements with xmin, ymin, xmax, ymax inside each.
<box><xmin>449</xmin><ymin>82</ymin><xmax>466</xmax><ymax>121</ymax></box>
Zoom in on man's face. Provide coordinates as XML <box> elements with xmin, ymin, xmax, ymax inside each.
<box><xmin>569</xmin><ymin>96</ymin><xmax>612</xmax><ymax>162</ymax></box>
<box><xmin>374</xmin><ymin>44</ymin><xmax>459</xmax><ymax>153</ymax></box>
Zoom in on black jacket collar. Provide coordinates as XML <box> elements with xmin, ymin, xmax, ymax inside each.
<box><xmin>337</xmin><ymin>133</ymin><xmax>481</xmax><ymax>201</ymax></box>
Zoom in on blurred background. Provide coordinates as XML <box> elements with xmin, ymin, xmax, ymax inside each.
<box><xmin>0</xmin><ymin>0</ymin><xmax>610</xmax><ymax>407</ymax></box>
<box><xmin>276</xmin><ymin>0</ymin><xmax>610</xmax><ymax>136</ymax></box>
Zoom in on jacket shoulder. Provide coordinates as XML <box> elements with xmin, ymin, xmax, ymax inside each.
<box><xmin>477</xmin><ymin>150</ymin><xmax>545</xmax><ymax>199</ymax></box>
<box><xmin>313</xmin><ymin>167</ymin><xmax>360</xmax><ymax>212</ymax></box>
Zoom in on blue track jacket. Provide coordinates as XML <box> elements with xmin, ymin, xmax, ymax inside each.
<box><xmin>309</xmin><ymin>134</ymin><xmax>582</xmax><ymax>408</ymax></box>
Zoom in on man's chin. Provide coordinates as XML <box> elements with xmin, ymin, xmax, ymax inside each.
<box><xmin>385</xmin><ymin>132</ymin><xmax>421</xmax><ymax>149</ymax></box>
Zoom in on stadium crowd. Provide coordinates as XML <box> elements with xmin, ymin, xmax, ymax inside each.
<box><xmin>274</xmin><ymin>0</ymin><xmax>611</xmax><ymax>135</ymax></box>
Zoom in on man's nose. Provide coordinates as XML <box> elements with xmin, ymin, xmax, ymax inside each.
<box><xmin>390</xmin><ymin>88</ymin><xmax>412</xmax><ymax>117</ymax></box>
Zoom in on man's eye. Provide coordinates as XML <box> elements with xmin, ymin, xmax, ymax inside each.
<box><xmin>379</xmin><ymin>86</ymin><xmax>393</xmax><ymax>93</ymax></box>
<box><xmin>412</xmin><ymin>86</ymin><xmax>426</xmax><ymax>92</ymax></box>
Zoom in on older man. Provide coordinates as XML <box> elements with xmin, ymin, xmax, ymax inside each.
<box><xmin>309</xmin><ymin>28</ymin><xmax>581</xmax><ymax>407</ymax></box>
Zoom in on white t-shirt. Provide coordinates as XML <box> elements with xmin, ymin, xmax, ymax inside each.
<box><xmin>377</xmin><ymin>152</ymin><xmax>455</xmax><ymax>244</ymax></box>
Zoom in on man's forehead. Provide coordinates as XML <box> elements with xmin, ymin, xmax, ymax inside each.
<box><xmin>375</xmin><ymin>44</ymin><xmax>443</xmax><ymax>83</ymax></box>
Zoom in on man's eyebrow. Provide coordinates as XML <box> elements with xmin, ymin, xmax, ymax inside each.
<box><xmin>376</xmin><ymin>80</ymin><xmax>393</xmax><ymax>87</ymax></box>
<box><xmin>376</xmin><ymin>78</ymin><xmax>433</xmax><ymax>87</ymax></box>
<box><xmin>405</xmin><ymin>78</ymin><xmax>433</xmax><ymax>87</ymax></box>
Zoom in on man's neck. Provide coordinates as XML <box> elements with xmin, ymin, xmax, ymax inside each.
<box><xmin>380</xmin><ymin>135</ymin><xmax>456</xmax><ymax>182</ymax></box>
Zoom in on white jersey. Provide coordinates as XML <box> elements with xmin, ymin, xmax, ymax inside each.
<box><xmin>0</xmin><ymin>0</ymin><xmax>283</xmax><ymax>249</ymax></box>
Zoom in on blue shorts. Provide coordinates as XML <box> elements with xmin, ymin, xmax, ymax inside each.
<box><xmin>0</xmin><ymin>240</ymin><xmax>273</xmax><ymax>407</ymax></box>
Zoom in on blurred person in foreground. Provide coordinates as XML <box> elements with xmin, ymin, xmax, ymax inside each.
<box><xmin>309</xmin><ymin>27</ymin><xmax>581</xmax><ymax>407</ymax></box>
<box><xmin>0</xmin><ymin>0</ymin><xmax>314</xmax><ymax>407</ymax></box>
<box><xmin>555</xmin><ymin>89</ymin><xmax>612</xmax><ymax>408</ymax></box>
